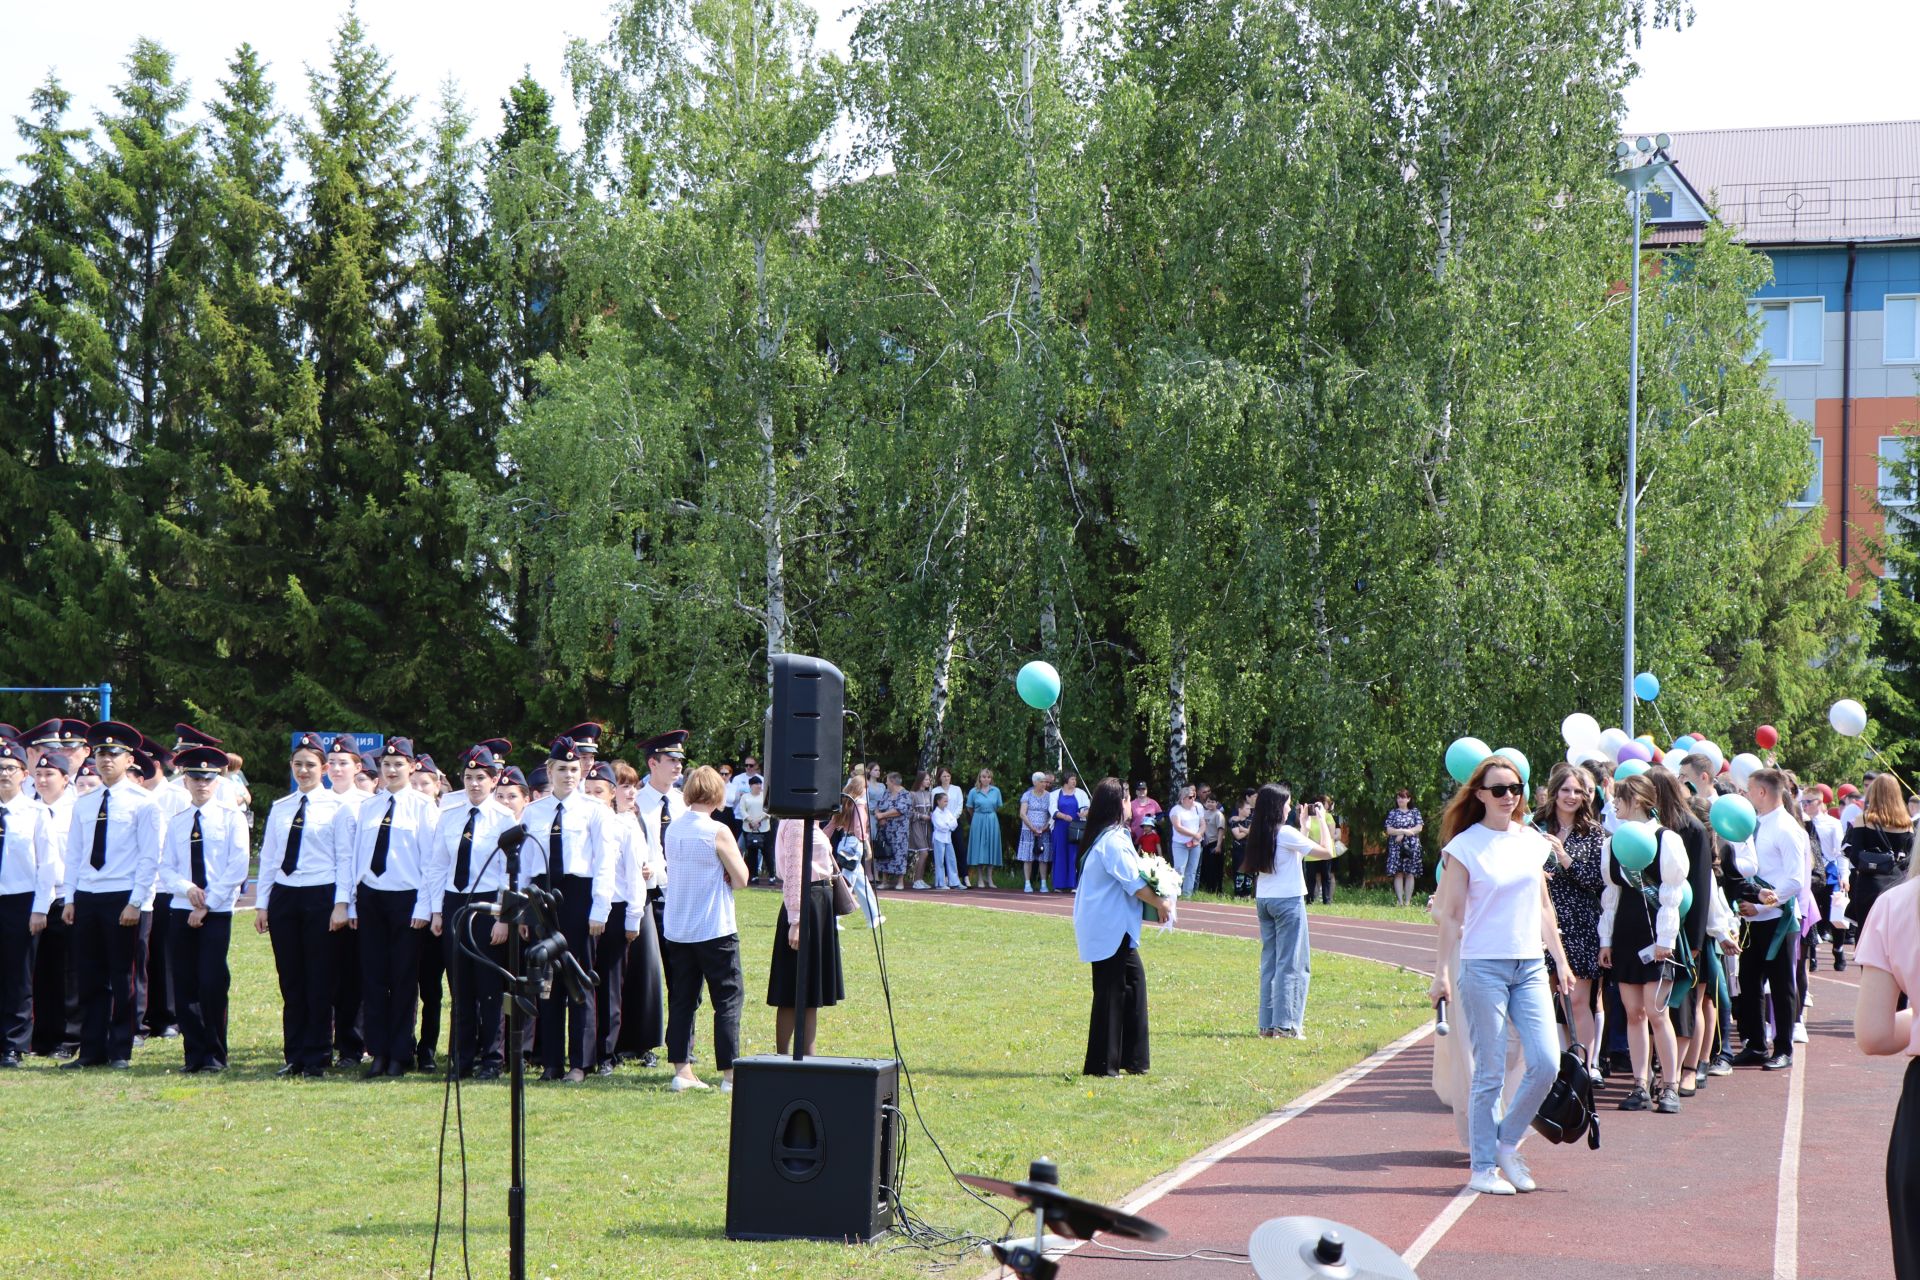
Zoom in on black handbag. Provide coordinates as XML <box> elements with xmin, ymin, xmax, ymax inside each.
<box><xmin>1531</xmin><ymin>993</ymin><xmax>1601</xmax><ymax>1150</ymax></box>
<box><xmin>1067</xmin><ymin>818</ymin><xmax>1087</xmax><ymax>845</ymax></box>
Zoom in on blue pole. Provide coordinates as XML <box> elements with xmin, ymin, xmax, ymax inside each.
<box><xmin>99</xmin><ymin>682</ymin><xmax>112</xmax><ymax>721</ymax></box>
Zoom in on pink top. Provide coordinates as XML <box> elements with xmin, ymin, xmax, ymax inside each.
<box><xmin>1855</xmin><ymin>877</ymin><xmax>1920</xmax><ymax>1056</ymax></box>
<box><xmin>777</xmin><ymin>817</ymin><xmax>838</xmax><ymax>923</ymax></box>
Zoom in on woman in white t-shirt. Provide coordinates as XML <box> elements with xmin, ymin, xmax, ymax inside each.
<box><xmin>1169</xmin><ymin>786</ymin><xmax>1204</xmax><ymax>897</ymax></box>
<box><xmin>1244</xmin><ymin>784</ymin><xmax>1333</xmax><ymax>1038</ymax></box>
<box><xmin>1429</xmin><ymin>755</ymin><xmax>1574</xmax><ymax>1198</ymax></box>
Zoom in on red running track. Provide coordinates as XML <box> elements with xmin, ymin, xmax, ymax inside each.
<box><xmin>880</xmin><ymin>887</ymin><xmax>1903</xmax><ymax>1280</ymax></box>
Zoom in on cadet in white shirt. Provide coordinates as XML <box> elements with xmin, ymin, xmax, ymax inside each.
<box><xmin>583</xmin><ymin>761</ymin><xmax>641</xmax><ymax>1074</ymax></box>
<box><xmin>426</xmin><ymin>745</ymin><xmax>517</xmax><ymax>1080</ymax></box>
<box><xmin>611</xmin><ymin>760</ymin><xmax>666</xmax><ymax>1067</ymax></box>
<box><xmin>517</xmin><ymin>737</ymin><xmax>615</xmax><ymax>1082</ymax></box>
<box><xmin>59</xmin><ymin>722</ymin><xmax>162</xmax><ymax>1069</ymax></box>
<box><xmin>321</xmin><ymin>735</ymin><xmax>369</xmax><ymax>1069</ymax></box>
<box><xmin>257</xmin><ymin>733</ymin><xmax>354</xmax><ymax>1078</ymax></box>
<box><xmin>0</xmin><ymin>742</ymin><xmax>57</xmax><ymax>1066</ymax></box>
<box><xmin>28</xmin><ymin>750</ymin><xmax>80</xmax><ymax>1057</ymax></box>
<box><xmin>340</xmin><ymin>738</ymin><xmax>439</xmax><ymax>1079</ymax></box>
<box><xmin>635</xmin><ymin>731</ymin><xmax>689</xmax><ymax>1025</ymax></box>
<box><xmin>158</xmin><ymin>746</ymin><xmax>249</xmax><ymax>1073</ymax></box>
<box><xmin>1730</xmin><ymin>768</ymin><xmax>1809</xmax><ymax>1069</ymax></box>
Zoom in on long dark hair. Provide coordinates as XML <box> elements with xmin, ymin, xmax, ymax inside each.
<box><xmin>1242</xmin><ymin>783</ymin><xmax>1292</xmax><ymax>877</ymax></box>
<box><xmin>1531</xmin><ymin>762</ymin><xmax>1599</xmax><ymax>837</ymax></box>
<box><xmin>1645</xmin><ymin>768</ymin><xmax>1700</xmax><ymax>832</ymax></box>
<box><xmin>1082</xmin><ymin>776</ymin><xmax>1127</xmax><ymax>844</ymax></box>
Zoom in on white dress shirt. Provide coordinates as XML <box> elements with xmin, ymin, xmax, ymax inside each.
<box><xmin>424</xmin><ymin>797</ymin><xmax>518</xmax><ymax>912</ymax></box>
<box><xmin>60</xmin><ymin>778</ymin><xmax>163</xmax><ymax>901</ymax></box>
<box><xmin>255</xmin><ymin>785</ymin><xmax>353</xmax><ymax>915</ymax></box>
<box><xmin>602</xmin><ymin>806</ymin><xmax>643</xmax><ymax>906</ymax></box>
<box><xmin>159</xmin><ymin>800</ymin><xmax>250</xmax><ymax>913</ymax></box>
<box><xmin>341</xmin><ymin>785</ymin><xmax>441</xmax><ymax>920</ymax></box>
<box><xmin>0</xmin><ymin>792</ymin><xmax>58</xmax><ymax>914</ymax></box>
<box><xmin>38</xmin><ymin>787</ymin><xmax>73</xmax><ymax>900</ymax></box>
<box><xmin>1750</xmin><ymin>804</ymin><xmax>1810</xmax><ymax>922</ymax></box>
<box><xmin>635</xmin><ymin>783</ymin><xmax>687</xmax><ymax>874</ymax></box>
<box><xmin>517</xmin><ymin>791</ymin><xmax>616</xmax><ymax>923</ymax></box>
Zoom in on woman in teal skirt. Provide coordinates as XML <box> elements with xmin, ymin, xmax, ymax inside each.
<box><xmin>967</xmin><ymin>768</ymin><xmax>1005</xmax><ymax>889</ymax></box>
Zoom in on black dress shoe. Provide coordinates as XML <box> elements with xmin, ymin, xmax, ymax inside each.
<box><xmin>1764</xmin><ymin>1052</ymin><xmax>1794</xmax><ymax>1070</ymax></box>
<box><xmin>203</xmin><ymin>1061</ymin><xmax>228</xmax><ymax>1074</ymax></box>
<box><xmin>0</xmin><ymin>1051</ymin><xmax>21</xmax><ymax>1068</ymax></box>
<box><xmin>595</xmin><ymin>1060</ymin><xmax>615</xmax><ymax>1077</ymax></box>
<box><xmin>1834</xmin><ymin>952</ymin><xmax>1848</xmax><ymax>972</ymax></box>
<box><xmin>416</xmin><ymin>1052</ymin><xmax>436</xmax><ymax>1072</ymax></box>
<box><xmin>53</xmin><ymin>1043</ymin><xmax>79</xmax><ymax>1060</ymax></box>
<box><xmin>538</xmin><ymin>1068</ymin><xmax>563</xmax><ymax>1082</ymax></box>
<box><xmin>275</xmin><ymin>1062</ymin><xmax>298</xmax><ymax>1077</ymax></box>
<box><xmin>181</xmin><ymin>1064</ymin><xmax>202</xmax><ymax>1075</ymax></box>
<box><xmin>300</xmin><ymin>1066</ymin><xmax>327</xmax><ymax>1079</ymax></box>
<box><xmin>363</xmin><ymin>1058</ymin><xmax>389</xmax><ymax>1080</ymax></box>
<box><xmin>474</xmin><ymin>1066</ymin><xmax>502</xmax><ymax>1081</ymax></box>
<box><xmin>386</xmin><ymin>1060</ymin><xmax>407</xmax><ymax>1078</ymax></box>
<box><xmin>107</xmin><ymin>1059</ymin><xmax>131</xmax><ymax>1070</ymax></box>
<box><xmin>641</xmin><ymin>1051</ymin><xmax>659</xmax><ymax>1068</ymax></box>
<box><xmin>1729</xmin><ymin>1046</ymin><xmax>1772</xmax><ymax>1067</ymax></box>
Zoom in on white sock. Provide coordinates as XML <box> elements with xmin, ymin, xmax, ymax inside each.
<box><xmin>1497</xmin><ymin>1141</ymin><xmax>1519</xmax><ymax>1158</ymax></box>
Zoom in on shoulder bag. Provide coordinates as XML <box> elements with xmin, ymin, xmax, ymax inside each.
<box><xmin>1531</xmin><ymin>991</ymin><xmax>1601</xmax><ymax>1150</ymax></box>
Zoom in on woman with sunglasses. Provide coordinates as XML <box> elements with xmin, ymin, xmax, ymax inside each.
<box><xmin>1429</xmin><ymin>755</ymin><xmax>1573</xmax><ymax>1196</ymax></box>
<box><xmin>1599</xmin><ymin>772</ymin><xmax>1691</xmax><ymax>1114</ymax></box>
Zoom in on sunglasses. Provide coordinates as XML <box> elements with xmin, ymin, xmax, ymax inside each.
<box><xmin>1480</xmin><ymin>783</ymin><xmax>1526</xmax><ymax>798</ymax></box>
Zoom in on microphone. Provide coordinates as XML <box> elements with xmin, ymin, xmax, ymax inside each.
<box><xmin>497</xmin><ymin>824</ymin><xmax>529</xmax><ymax>856</ymax></box>
<box><xmin>1434</xmin><ymin>998</ymin><xmax>1450</xmax><ymax>1037</ymax></box>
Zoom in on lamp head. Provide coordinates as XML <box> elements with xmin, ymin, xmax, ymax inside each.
<box><xmin>1635</xmin><ymin>135</ymin><xmax>1652</xmax><ymax>153</ymax></box>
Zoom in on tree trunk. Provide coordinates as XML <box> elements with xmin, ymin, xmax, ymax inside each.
<box><xmin>1167</xmin><ymin>635</ymin><xmax>1189</xmax><ymax>795</ymax></box>
<box><xmin>755</xmin><ymin>230</ymin><xmax>788</xmax><ymax>682</ymax></box>
<box><xmin>1018</xmin><ymin>0</ymin><xmax>1062</xmax><ymax>764</ymax></box>
<box><xmin>918</xmin><ymin>478</ymin><xmax>969</xmax><ymax>776</ymax></box>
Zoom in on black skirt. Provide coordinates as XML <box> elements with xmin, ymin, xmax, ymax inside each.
<box><xmin>766</xmin><ymin>882</ymin><xmax>844</xmax><ymax>1010</ymax></box>
<box><xmin>1893</xmin><ymin>1057</ymin><xmax>1920</xmax><ymax>1280</ymax></box>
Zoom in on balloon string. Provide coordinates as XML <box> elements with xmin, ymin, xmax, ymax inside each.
<box><xmin>1651</xmin><ymin>705</ymin><xmax>1674</xmax><ymax>744</ymax></box>
<box><xmin>1861</xmin><ymin>739</ymin><xmax>1918</xmax><ymax>798</ymax></box>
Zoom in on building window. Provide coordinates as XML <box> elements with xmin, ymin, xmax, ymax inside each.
<box><xmin>1754</xmin><ymin>298</ymin><xmax>1824</xmax><ymax>365</ymax></box>
<box><xmin>1790</xmin><ymin>437</ymin><xmax>1823</xmax><ymax>507</ymax></box>
<box><xmin>1880</xmin><ymin>436</ymin><xmax>1915</xmax><ymax>507</ymax></box>
<box><xmin>1888</xmin><ymin>295</ymin><xmax>1919</xmax><ymax>364</ymax></box>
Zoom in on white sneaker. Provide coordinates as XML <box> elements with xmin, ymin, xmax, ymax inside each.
<box><xmin>1467</xmin><ymin>1168</ymin><xmax>1516</xmax><ymax>1195</ymax></box>
<box><xmin>668</xmin><ymin>1075</ymin><xmax>710</xmax><ymax>1093</ymax></box>
<box><xmin>1023</xmin><ymin>884</ymin><xmax>1034</xmax><ymax>894</ymax></box>
<box><xmin>719</xmin><ymin>1079</ymin><xmax>734</xmax><ymax>1095</ymax></box>
<box><xmin>1495</xmin><ymin>1150</ymin><xmax>1536</xmax><ymax>1192</ymax></box>
<box><xmin>1792</xmin><ymin>1021</ymin><xmax>1809</xmax><ymax>1044</ymax></box>
<box><xmin>912</xmin><ymin>881</ymin><xmax>930</xmax><ymax>890</ymax></box>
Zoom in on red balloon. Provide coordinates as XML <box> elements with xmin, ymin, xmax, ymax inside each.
<box><xmin>1755</xmin><ymin>724</ymin><xmax>1779</xmax><ymax>749</ymax></box>
<box><xmin>1719</xmin><ymin>760</ymin><xmax>1730</xmax><ymax>774</ymax></box>
<box><xmin>1819</xmin><ymin>783</ymin><xmax>1835</xmax><ymax>802</ymax></box>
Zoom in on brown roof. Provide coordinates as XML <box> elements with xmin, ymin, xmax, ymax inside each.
<box><xmin>1663</xmin><ymin>120</ymin><xmax>1920</xmax><ymax>246</ymax></box>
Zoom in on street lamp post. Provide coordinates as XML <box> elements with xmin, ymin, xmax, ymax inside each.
<box><xmin>1610</xmin><ymin>134</ymin><xmax>1671</xmax><ymax>740</ymax></box>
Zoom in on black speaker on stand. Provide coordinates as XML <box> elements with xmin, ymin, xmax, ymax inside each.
<box><xmin>727</xmin><ymin>653</ymin><xmax>899</xmax><ymax>1243</ymax></box>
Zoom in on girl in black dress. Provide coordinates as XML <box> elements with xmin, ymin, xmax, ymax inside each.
<box><xmin>1535</xmin><ymin>763</ymin><xmax>1607</xmax><ymax>1060</ymax></box>
<box><xmin>1600</xmin><ymin>773</ymin><xmax>1690</xmax><ymax>1114</ymax></box>
<box><xmin>1843</xmin><ymin>775</ymin><xmax>1914</xmax><ymax>967</ymax></box>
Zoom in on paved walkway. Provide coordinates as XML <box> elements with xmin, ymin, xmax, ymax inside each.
<box><xmin>880</xmin><ymin>887</ymin><xmax>1902</xmax><ymax>1279</ymax></box>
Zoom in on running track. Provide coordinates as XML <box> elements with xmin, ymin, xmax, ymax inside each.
<box><xmin>882</xmin><ymin>888</ymin><xmax>1903</xmax><ymax>1280</ymax></box>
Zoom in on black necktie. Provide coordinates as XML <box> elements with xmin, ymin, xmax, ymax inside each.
<box><xmin>90</xmin><ymin>789</ymin><xmax>109</xmax><ymax>870</ymax></box>
<box><xmin>190</xmin><ymin>810</ymin><xmax>207</xmax><ymax>889</ymax></box>
<box><xmin>0</xmin><ymin>804</ymin><xmax>8</xmax><ymax>875</ymax></box>
<box><xmin>550</xmin><ymin>802</ymin><xmax>565</xmax><ymax>878</ymax></box>
<box><xmin>455</xmin><ymin>807</ymin><xmax>477</xmax><ymax>891</ymax></box>
<box><xmin>282</xmin><ymin>794</ymin><xmax>307</xmax><ymax>875</ymax></box>
<box><xmin>370</xmin><ymin>795</ymin><xmax>394</xmax><ymax>877</ymax></box>
<box><xmin>660</xmin><ymin>793</ymin><xmax>671</xmax><ymax>843</ymax></box>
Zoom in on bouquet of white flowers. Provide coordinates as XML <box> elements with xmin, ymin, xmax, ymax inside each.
<box><xmin>1136</xmin><ymin>853</ymin><xmax>1181</xmax><ymax>929</ymax></box>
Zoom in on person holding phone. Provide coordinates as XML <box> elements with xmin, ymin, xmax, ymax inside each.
<box><xmin>1428</xmin><ymin>756</ymin><xmax>1574</xmax><ymax>1197</ymax></box>
<box><xmin>1729</xmin><ymin>768</ymin><xmax>1808</xmax><ymax>1071</ymax></box>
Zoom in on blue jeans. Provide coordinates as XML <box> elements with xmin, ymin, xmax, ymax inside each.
<box><xmin>1173</xmin><ymin>842</ymin><xmax>1201</xmax><ymax>895</ymax></box>
<box><xmin>1257</xmin><ymin>896</ymin><xmax>1311</xmax><ymax>1031</ymax></box>
<box><xmin>1458</xmin><ymin>957</ymin><xmax>1561</xmax><ymax>1172</ymax></box>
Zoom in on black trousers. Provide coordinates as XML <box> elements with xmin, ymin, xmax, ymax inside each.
<box><xmin>357</xmin><ymin>888</ymin><xmax>422</xmax><ymax>1066</ymax></box>
<box><xmin>332</xmin><ymin>925</ymin><xmax>365</xmax><ymax>1062</ymax></box>
<box><xmin>72</xmin><ymin>890</ymin><xmax>139</xmax><ymax>1064</ymax></box>
<box><xmin>166</xmin><ymin>910</ymin><xmax>232</xmax><ymax>1069</ymax></box>
<box><xmin>1892</xmin><ymin>1057</ymin><xmax>1920</xmax><ymax>1280</ymax></box>
<box><xmin>30</xmin><ymin>899</ymin><xmax>81</xmax><ymax>1054</ymax></box>
<box><xmin>267</xmin><ymin>883</ymin><xmax>337</xmax><ymax>1072</ymax></box>
<box><xmin>416</xmin><ymin>924</ymin><xmax>445</xmax><ymax>1065</ymax></box>
<box><xmin>1305</xmin><ymin>861</ymin><xmax>1335</xmax><ymax>905</ymax></box>
<box><xmin>537</xmin><ymin>874</ymin><xmax>598</xmax><ymax>1073</ymax></box>
<box><xmin>1084</xmin><ymin>937</ymin><xmax>1149</xmax><ymax>1076</ymax></box>
<box><xmin>595</xmin><ymin>901</ymin><xmax>628</xmax><ymax>1062</ymax></box>
<box><xmin>617</xmin><ymin>897</ymin><xmax>665</xmax><ymax>1057</ymax></box>
<box><xmin>664</xmin><ymin>934</ymin><xmax>743</xmax><ymax>1071</ymax></box>
<box><xmin>441</xmin><ymin>892</ymin><xmax>505</xmax><ymax>1074</ymax></box>
<box><xmin>742</xmin><ymin>832</ymin><xmax>770</xmax><ymax>880</ymax></box>
<box><xmin>0</xmin><ymin>893</ymin><xmax>37</xmax><ymax>1055</ymax></box>
<box><xmin>1198</xmin><ymin>841</ymin><xmax>1224</xmax><ymax>895</ymax></box>
<box><xmin>142</xmin><ymin>893</ymin><xmax>175</xmax><ymax>1034</ymax></box>
<box><xmin>1736</xmin><ymin>915</ymin><xmax>1800</xmax><ymax>1054</ymax></box>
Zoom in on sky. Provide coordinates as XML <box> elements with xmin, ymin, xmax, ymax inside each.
<box><xmin>1</xmin><ymin>0</ymin><xmax>1915</xmax><ymax>168</ymax></box>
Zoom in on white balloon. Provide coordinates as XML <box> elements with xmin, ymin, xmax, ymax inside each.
<box><xmin>1695</xmin><ymin>739</ymin><xmax>1725</xmax><ymax>768</ymax></box>
<box><xmin>1730</xmin><ymin>752</ymin><xmax>1763</xmax><ymax>785</ymax></box>
<box><xmin>1660</xmin><ymin>747</ymin><xmax>1688</xmax><ymax>773</ymax></box>
<box><xmin>1561</xmin><ymin>712</ymin><xmax>1602</xmax><ymax>750</ymax></box>
<box><xmin>1830</xmin><ymin>698</ymin><xmax>1869</xmax><ymax>737</ymax></box>
<box><xmin>1598</xmin><ymin>728</ymin><xmax>1630</xmax><ymax>759</ymax></box>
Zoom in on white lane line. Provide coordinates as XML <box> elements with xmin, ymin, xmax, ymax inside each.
<box><xmin>1049</xmin><ymin>1019</ymin><xmax>1440</xmax><ymax>1265</ymax></box>
<box><xmin>1402</xmin><ymin>1184</ymin><xmax>1480</xmax><ymax>1269</ymax></box>
<box><xmin>1774</xmin><ymin>1040</ymin><xmax>1808</xmax><ymax>1280</ymax></box>
<box><xmin>1308</xmin><ymin>928</ymin><xmax>1438</xmax><ymax>958</ymax></box>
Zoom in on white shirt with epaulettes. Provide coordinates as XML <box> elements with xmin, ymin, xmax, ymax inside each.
<box><xmin>516</xmin><ymin>791</ymin><xmax>617</xmax><ymax>924</ymax></box>
<box><xmin>340</xmin><ymin>785</ymin><xmax>442</xmax><ymax>922</ymax></box>
<box><xmin>0</xmin><ymin>791</ymin><xmax>59</xmax><ymax>914</ymax></box>
<box><xmin>255</xmin><ymin>784</ymin><xmax>354</xmax><ymax>916</ymax></box>
<box><xmin>59</xmin><ymin>778</ymin><xmax>163</xmax><ymax>902</ymax></box>
<box><xmin>159</xmin><ymin>799</ymin><xmax>250</xmax><ymax>913</ymax></box>
<box><xmin>424</xmin><ymin>796</ymin><xmax>519</xmax><ymax>913</ymax></box>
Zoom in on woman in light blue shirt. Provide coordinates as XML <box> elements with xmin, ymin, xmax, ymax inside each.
<box><xmin>1073</xmin><ymin>777</ymin><xmax>1171</xmax><ymax>1076</ymax></box>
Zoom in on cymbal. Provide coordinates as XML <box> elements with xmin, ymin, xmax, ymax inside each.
<box><xmin>956</xmin><ymin>1175</ymin><xmax>1167</xmax><ymax>1242</ymax></box>
<box><xmin>1250</xmin><ymin>1217</ymin><xmax>1419</xmax><ymax>1280</ymax></box>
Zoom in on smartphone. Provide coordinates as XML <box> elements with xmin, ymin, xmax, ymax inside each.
<box><xmin>1637</xmin><ymin>943</ymin><xmax>1659</xmax><ymax>965</ymax></box>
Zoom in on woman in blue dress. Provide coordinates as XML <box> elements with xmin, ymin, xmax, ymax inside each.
<box><xmin>1050</xmin><ymin>773</ymin><xmax>1083</xmax><ymax>893</ymax></box>
<box><xmin>871</xmin><ymin>772</ymin><xmax>912</xmax><ymax>888</ymax></box>
<box><xmin>966</xmin><ymin>769</ymin><xmax>1004</xmax><ymax>889</ymax></box>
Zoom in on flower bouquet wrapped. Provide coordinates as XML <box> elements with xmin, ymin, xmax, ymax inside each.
<box><xmin>1137</xmin><ymin>853</ymin><xmax>1181</xmax><ymax>929</ymax></box>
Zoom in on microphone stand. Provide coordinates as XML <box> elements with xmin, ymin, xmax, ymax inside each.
<box><xmin>503</xmin><ymin>837</ymin><xmax>528</xmax><ymax>1280</ymax></box>
<box><xmin>792</xmin><ymin>813</ymin><xmax>813</xmax><ymax>1062</ymax></box>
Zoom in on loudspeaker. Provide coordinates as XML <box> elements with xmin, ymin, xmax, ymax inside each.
<box><xmin>764</xmin><ymin>653</ymin><xmax>845</xmax><ymax>818</ymax></box>
<box><xmin>724</xmin><ymin>1055</ymin><xmax>898</xmax><ymax>1243</ymax></box>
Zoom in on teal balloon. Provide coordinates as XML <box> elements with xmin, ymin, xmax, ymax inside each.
<box><xmin>1611</xmin><ymin>821</ymin><xmax>1658</xmax><ymax>874</ymax></box>
<box><xmin>1614</xmin><ymin>758</ymin><xmax>1650</xmax><ymax>778</ymax></box>
<box><xmin>1634</xmin><ymin>671</ymin><xmax>1661</xmax><ymax>701</ymax></box>
<box><xmin>1495</xmin><ymin>747</ymin><xmax>1531</xmax><ymax>789</ymax></box>
<box><xmin>1445</xmin><ymin>736</ymin><xmax>1493</xmax><ymax>784</ymax></box>
<box><xmin>1673</xmin><ymin>735</ymin><xmax>1697</xmax><ymax>753</ymax></box>
<box><xmin>1015</xmin><ymin>661</ymin><xmax>1061</xmax><ymax>710</ymax></box>
<box><xmin>1679</xmin><ymin>880</ymin><xmax>1694</xmax><ymax>919</ymax></box>
<box><xmin>1710</xmin><ymin>794</ymin><xmax>1758</xmax><ymax>843</ymax></box>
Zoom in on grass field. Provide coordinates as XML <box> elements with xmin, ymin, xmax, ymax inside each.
<box><xmin>0</xmin><ymin>890</ymin><xmax>1427</xmax><ymax>1279</ymax></box>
